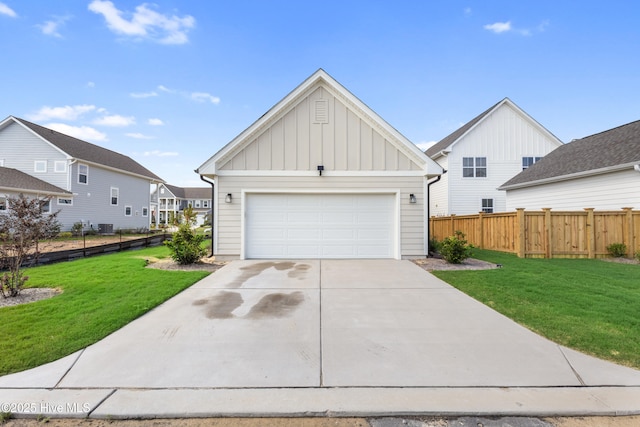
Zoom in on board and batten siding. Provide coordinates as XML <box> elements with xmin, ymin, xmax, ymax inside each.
<box><xmin>219</xmin><ymin>86</ymin><xmax>421</xmax><ymax>173</ymax></box>
<box><xmin>433</xmin><ymin>102</ymin><xmax>561</xmax><ymax>215</ymax></box>
<box><xmin>505</xmin><ymin>169</ymin><xmax>640</xmax><ymax>211</ymax></box>
<box><xmin>0</xmin><ymin>122</ymin><xmax>69</xmax><ymax>190</ymax></box>
<box><xmin>216</xmin><ymin>175</ymin><xmax>426</xmax><ymax>258</ymax></box>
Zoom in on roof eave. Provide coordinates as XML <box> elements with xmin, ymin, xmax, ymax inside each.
<box><xmin>500</xmin><ymin>162</ymin><xmax>640</xmax><ymax>191</ymax></box>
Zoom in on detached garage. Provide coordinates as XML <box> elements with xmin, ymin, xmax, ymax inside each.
<box><xmin>197</xmin><ymin>69</ymin><xmax>442</xmax><ymax>260</ymax></box>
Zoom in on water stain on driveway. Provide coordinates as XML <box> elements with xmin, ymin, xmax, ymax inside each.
<box><xmin>227</xmin><ymin>262</ymin><xmax>310</xmax><ymax>288</ymax></box>
<box><xmin>246</xmin><ymin>292</ymin><xmax>305</xmax><ymax>319</ymax></box>
<box><xmin>194</xmin><ymin>291</ymin><xmax>305</xmax><ymax>319</ymax></box>
<box><xmin>193</xmin><ymin>291</ymin><xmax>244</xmax><ymax>319</ymax></box>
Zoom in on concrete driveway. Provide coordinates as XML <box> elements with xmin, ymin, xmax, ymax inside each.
<box><xmin>2</xmin><ymin>259</ymin><xmax>640</xmax><ymax>417</ymax></box>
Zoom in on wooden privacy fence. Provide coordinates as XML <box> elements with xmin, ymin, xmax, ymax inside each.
<box><xmin>430</xmin><ymin>208</ymin><xmax>640</xmax><ymax>259</ymax></box>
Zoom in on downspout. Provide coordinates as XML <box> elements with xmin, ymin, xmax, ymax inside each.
<box><xmin>426</xmin><ymin>169</ymin><xmax>447</xmax><ymax>256</ymax></box>
<box><xmin>198</xmin><ymin>172</ymin><xmax>215</xmax><ymax>257</ymax></box>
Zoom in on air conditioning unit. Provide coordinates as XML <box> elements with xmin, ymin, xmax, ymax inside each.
<box><xmin>98</xmin><ymin>224</ymin><xmax>114</xmax><ymax>234</ymax></box>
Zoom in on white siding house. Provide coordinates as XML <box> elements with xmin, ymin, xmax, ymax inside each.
<box><xmin>500</xmin><ymin>119</ymin><xmax>640</xmax><ymax>210</ymax></box>
<box><xmin>426</xmin><ymin>98</ymin><xmax>563</xmax><ymax>216</ymax></box>
<box><xmin>152</xmin><ymin>183</ymin><xmax>212</xmax><ymax>227</ymax></box>
<box><xmin>0</xmin><ymin>116</ymin><xmax>164</xmax><ymax>231</ymax></box>
<box><xmin>197</xmin><ymin>69</ymin><xmax>442</xmax><ymax>260</ymax></box>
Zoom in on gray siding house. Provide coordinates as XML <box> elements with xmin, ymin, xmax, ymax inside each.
<box><xmin>0</xmin><ymin>116</ymin><xmax>164</xmax><ymax>231</ymax></box>
<box><xmin>152</xmin><ymin>183</ymin><xmax>212</xmax><ymax>227</ymax></box>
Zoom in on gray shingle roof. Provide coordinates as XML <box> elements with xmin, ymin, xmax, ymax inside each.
<box><xmin>14</xmin><ymin>117</ymin><xmax>163</xmax><ymax>182</ymax></box>
<box><xmin>164</xmin><ymin>184</ymin><xmax>210</xmax><ymax>199</ymax></box>
<box><xmin>500</xmin><ymin>119</ymin><xmax>640</xmax><ymax>189</ymax></box>
<box><xmin>0</xmin><ymin>166</ymin><xmax>71</xmax><ymax>195</ymax></box>
<box><xmin>425</xmin><ymin>100</ymin><xmax>502</xmax><ymax>158</ymax></box>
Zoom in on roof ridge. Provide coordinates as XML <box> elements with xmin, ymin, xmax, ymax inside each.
<box><xmin>574</xmin><ymin>118</ymin><xmax>640</xmax><ymax>141</ymax></box>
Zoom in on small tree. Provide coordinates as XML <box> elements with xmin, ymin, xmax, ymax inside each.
<box><xmin>439</xmin><ymin>230</ymin><xmax>474</xmax><ymax>264</ymax></box>
<box><xmin>0</xmin><ymin>194</ymin><xmax>61</xmax><ymax>297</ymax></box>
<box><xmin>164</xmin><ymin>205</ymin><xmax>205</xmax><ymax>265</ymax></box>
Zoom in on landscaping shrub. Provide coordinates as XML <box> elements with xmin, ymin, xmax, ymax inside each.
<box><xmin>428</xmin><ymin>237</ymin><xmax>441</xmax><ymax>254</ymax></box>
<box><xmin>164</xmin><ymin>219</ymin><xmax>206</xmax><ymax>265</ymax></box>
<box><xmin>439</xmin><ymin>230</ymin><xmax>474</xmax><ymax>264</ymax></box>
<box><xmin>606</xmin><ymin>242</ymin><xmax>627</xmax><ymax>258</ymax></box>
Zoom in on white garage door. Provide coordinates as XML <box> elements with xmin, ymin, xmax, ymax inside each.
<box><xmin>245</xmin><ymin>193</ymin><xmax>396</xmax><ymax>259</ymax></box>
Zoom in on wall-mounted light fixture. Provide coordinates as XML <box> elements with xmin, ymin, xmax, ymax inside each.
<box><xmin>317</xmin><ymin>165</ymin><xmax>324</xmax><ymax>176</ymax></box>
<box><xmin>409</xmin><ymin>194</ymin><xmax>417</xmax><ymax>204</ymax></box>
<box><xmin>225</xmin><ymin>193</ymin><xmax>232</xmax><ymax>203</ymax></box>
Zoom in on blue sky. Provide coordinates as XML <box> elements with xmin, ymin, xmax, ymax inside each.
<box><xmin>2</xmin><ymin>1</ymin><xmax>639</xmax><ymax>186</ymax></box>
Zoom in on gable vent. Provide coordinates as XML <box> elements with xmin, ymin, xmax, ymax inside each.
<box><xmin>314</xmin><ymin>99</ymin><xmax>329</xmax><ymax>124</ymax></box>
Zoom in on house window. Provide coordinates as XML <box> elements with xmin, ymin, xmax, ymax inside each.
<box><xmin>481</xmin><ymin>198</ymin><xmax>494</xmax><ymax>213</ymax></box>
<box><xmin>203</xmin><ymin>200</ymin><xmax>210</xmax><ymax>208</ymax></box>
<box><xmin>111</xmin><ymin>187</ymin><xmax>119</xmax><ymax>206</ymax></box>
<box><xmin>124</xmin><ymin>206</ymin><xmax>132</xmax><ymax>216</ymax></box>
<box><xmin>55</xmin><ymin>161</ymin><xmax>67</xmax><ymax>173</ymax></box>
<box><xmin>34</xmin><ymin>160</ymin><xmax>47</xmax><ymax>173</ymax></box>
<box><xmin>522</xmin><ymin>156</ymin><xmax>542</xmax><ymax>170</ymax></box>
<box><xmin>78</xmin><ymin>164</ymin><xmax>88</xmax><ymax>184</ymax></box>
<box><xmin>0</xmin><ymin>197</ymin><xmax>6</xmax><ymax>211</ymax></box>
<box><xmin>142</xmin><ymin>207</ymin><xmax>148</xmax><ymax>217</ymax></box>
<box><xmin>463</xmin><ymin>157</ymin><xmax>487</xmax><ymax>177</ymax></box>
<box><xmin>195</xmin><ymin>200</ymin><xmax>201</xmax><ymax>208</ymax></box>
<box><xmin>41</xmin><ymin>199</ymin><xmax>51</xmax><ymax>214</ymax></box>
<box><xmin>57</xmin><ymin>197</ymin><xmax>73</xmax><ymax>205</ymax></box>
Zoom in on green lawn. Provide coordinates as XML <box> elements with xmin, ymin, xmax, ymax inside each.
<box><xmin>432</xmin><ymin>249</ymin><xmax>640</xmax><ymax>369</ymax></box>
<box><xmin>0</xmin><ymin>246</ymin><xmax>209</xmax><ymax>376</ymax></box>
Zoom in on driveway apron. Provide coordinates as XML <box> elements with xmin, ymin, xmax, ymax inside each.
<box><xmin>3</xmin><ymin>259</ymin><xmax>640</xmax><ymax>390</ymax></box>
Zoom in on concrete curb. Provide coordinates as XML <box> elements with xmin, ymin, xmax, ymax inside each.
<box><xmin>1</xmin><ymin>386</ymin><xmax>639</xmax><ymax>419</ymax></box>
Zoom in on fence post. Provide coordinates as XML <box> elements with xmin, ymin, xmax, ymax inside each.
<box><xmin>516</xmin><ymin>208</ymin><xmax>525</xmax><ymax>258</ymax></box>
<box><xmin>584</xmin><ymin>208</ymin><xmax>595</xmax><ymax>259</ymax></box>
<box><xmin>543</xmin><ymin>208</ymin><xmax>552</xmax><ymax>258</ymax></box>
<box><xmin>450</xmin><ymin>214</ymin><xmax>456</xmax><ymax>236</ymax></box>
<box><xmin>623</xmin><ymin>207</ymin><xmax>634</xmax><ymax>258</ymax></box>
<box><xmin>478</xmin><ymin>211</ymin><xmax>484</xmax><ymax>249</ymax></box>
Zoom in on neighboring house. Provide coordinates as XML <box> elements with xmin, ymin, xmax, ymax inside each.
<box><xmin>0</xmin><ymin>116</ymin><xmax>164</xmax><ymax>231</ymax></box>
<box><xmin>426</xmin><ymin>98</ymin><xmax>563</xmax><ymax>216</ymax></box>
<box><xmin>500</xmin><ymin>119</ymin><xmax>640</xmax><ymax>210</ymax></box>
<box><xmin>0</xmin><ymin>166</ymin><xmax>72</xmax><ymax>214</ymax></box>
<box><xmin>152</xmin><ymin>183</ymin><xmax>212</xmax><ymax>227</ymax></box>
<box><xmin>197</xmin><ymin>69</ymin><xmax>442</xmax><ymax>260</ymax></box>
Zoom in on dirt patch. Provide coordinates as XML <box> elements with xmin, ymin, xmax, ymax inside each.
<box><xmin>0</xmin><ymin>288</ymin><xmax>61</xmax><ymax>308</ymax></box>
<box><xmin>601</xmin><ymin>257</ymin><xmax>639</xmax><ymax>265</ymax></box>
<box><xmin>412</xmin><ymin>257</ymin><xmax>499</xmax><ymax>272</ymax></box>
<box><xmin>36</xmin><ymin>235</ymin><xmax>153</xmax><ymax>253</ymax></box>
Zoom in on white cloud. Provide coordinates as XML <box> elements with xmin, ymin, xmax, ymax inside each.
<box><xmin>37</xmin><ymin>16</ymin><xmax>71</xmax><ymax>38</ymax></box>
<box><xmin>191</xmin><ymin>92</ymin><xmax>220</xmax><ymax>104</ymax></box>
<box><xmin>143</xmin><ymin>150</ymin><xmax>178</xmax><ymax>157</ymax></box>
<box><xmin>126</xmin><ymin>132</ymin><xmax>154</xmax><ymax>139</ymax></box>
<box><xmin>0</xmin><ymin>2</ymin><xmax>16</xmax><ymax>18</ymax></box>
<box><xmin>88</xmin><ymin>0</ymin><xmax>195</xmax><ymax>45</ymax></box>
<box><xmin>45</xmin><ymin>123</ymin><xmax>108</xmax><ymax>142</ymax></box>
<box><xmin>484</xmin><ymin>20</ymin><xmax>549</xmax><ymax>36</ymax></box>
<box><xmin>93</xmin><ymin>114</ymin><xmax>135</xmax><ymax>127</ymax></box>
<box><xmin>147</xmin><ymin>118</ymin><xmax>164</xmax><ymax>126</ymax></box>
<box><xmin>484</xmin><ymin>21</ymin><xmax>511</xmax><ymax>34</ymax></box>
<box><xmin>463</xmin><ymin>7</ymin><xmax>471</xmax><ymax>17</ymax></box>
<box><xmin>130</xmin><ymin>91</ymin><xmax>158</xmax><ymax>98</ymax></box>
<box><xmin>29</xmin><ymin>105</ymin><xmax>96</xmax><ymax>121</ymax></box>
<box><xmin>87</xmin><ymin>81</ymin><xmax>96</xmax><ymax>88</ymax></box>
<box><xmin>155</xmin><ymin>84</ymin><xmax>220</xmax><ymax>105</ymax></box>
<box><xmin>415</xmin><ymin>141</ymin><xmax>437</xmax><ymax>151</ymax></box>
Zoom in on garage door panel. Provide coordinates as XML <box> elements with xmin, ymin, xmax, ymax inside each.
<box><xmin>246</xmin><ymin>194</ymin><xmax>395</xmax><ymax>259</ymax></box>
